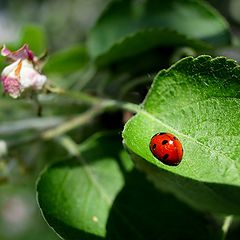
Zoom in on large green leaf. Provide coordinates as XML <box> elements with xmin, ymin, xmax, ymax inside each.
<box><xmin>37</xmin><ymin>133</ymin><xmax>221</xmax><ymax>239</ymax></box>
<box><xmin>91</xmin><ymin>28</ymin><xmax>210</xmax><ymax>65</ymax></box>
<box><xmin>88</xmin><ymin>0</ymin><xmax>230</xmax><ymax>63</ymax></box>
<box><xmin>123</xmin><ymin>55</ymin><xmax>240</xmax><ymax>214</ymax></box>
<box><xmin>37</xmin><ymin>133</ymin><xmax>128</xmax><ymax>239</ymax></box>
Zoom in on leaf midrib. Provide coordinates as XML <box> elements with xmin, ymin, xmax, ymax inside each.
<box><xmin>78</xmin><ymin>155</ymin><xmax>145</xmax><ymax>239</ymax></box>
<box><xmin>79</xmin><ymin>156</ymin><xmax>112</xmax><ymax>205</ymax></box>
<box><xmin>138</xmin><ymin>108</ymin><xmax>240</xmax><ymax>182</ymax></box>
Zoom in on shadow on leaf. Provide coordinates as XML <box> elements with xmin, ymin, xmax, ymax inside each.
<box><xmin>106</xmin><ymin>168</ymin><xmax>221</xmax><ymax>240</ymax></box>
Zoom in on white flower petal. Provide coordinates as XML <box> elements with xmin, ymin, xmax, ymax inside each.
<box><xmin>1</xmin><ymin>58</ymin><xmax>47</xmax><ymax>98</ymax></box>
<box><xmin>1</xmin><ymin>59</ymin><xmax>21</xmax><ymax>78</ymax></box>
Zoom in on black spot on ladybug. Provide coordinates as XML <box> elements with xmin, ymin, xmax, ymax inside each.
<box><xmin>162</xmin><ymin>154</ymin><xmax>169</xmax><ymax>160</ymax></box>
<box><xmin>162</xmin><ymin>140</ymin><xmax>168</xmax><ymax>145</ymax></box>
<box><xmin>173</xmin><ymin>136</ymin><xmax>178</xmax><ymax>140</ymax></box>
<box><xmin>159</xmin><ymin>132</ymin><xmax>166</xmax><ymax>135</ymax></box>
<box><xmin>152</xmin><ymin>144</ymin><xmax>156</xmax><ymax>150</ymax></box>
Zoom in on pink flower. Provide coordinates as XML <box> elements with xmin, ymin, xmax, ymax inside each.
<box><xmin>1</xmin><ymin>45</ymin><xmax>47</xmax><ymax>98</ymax></box>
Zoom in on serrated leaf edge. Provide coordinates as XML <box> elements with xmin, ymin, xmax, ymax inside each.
<box><xmin>123</xmin><ymin>55</ymin><xmax>240</xmax><ymax>184</ymax></box>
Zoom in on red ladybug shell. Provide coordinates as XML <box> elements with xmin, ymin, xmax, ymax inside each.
<box><xmin>149</xmin><ymin>132</ymin><xmax>183</xmax><ymax>166</ymax></box>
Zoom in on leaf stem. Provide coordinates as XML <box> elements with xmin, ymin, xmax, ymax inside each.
<box><xmin>40</xmin><ymin>99</ymin><xmax>139</xmax><ymax>140</ymax></box>
<box><xmin>45</xmin><ymin>85</ymin><xmax>140</xmax><ymax>113</ymax></box>
<box><xmin>46</xmin><ymin>85</ymin><xmax>103</xmax><ymax>105</ymax></box>
<box><xmin>57</xmin><ymin>136</ymin><xmax>79</xmax><ymax>156</ymax></box>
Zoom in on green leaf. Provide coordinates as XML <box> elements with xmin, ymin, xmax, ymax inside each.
<box><xmin>37</xmin><ymin>133</ymin><xmax>132</xmax><ymax>239</ymax></box>
<box><xmin>44</xmin><ymin>45</ymin><xmax>89</xmax><ymax>75</ymax></box>
<box><xmin>92</xmin><ymin>28</ymin><xmax>210</xmax><ymax>65</ymax></box>
<box><xmin>19</xmin><ymin>25</ymin><xmax>47</xmax><ymax>55</ymax></box>
<box><xmin>88</xmin><ymin>0</ymin><xmax>230</xmax><ymax>62</ymax></box>
<box><xmin>123</xmin><ymin>55</ymin><xmax>240</xmax><ymax>214</ymax></box>
<box><xmin>37</xmin><ymin>132</ymin><xmax>221</xmax><ymax>239</ymax></box>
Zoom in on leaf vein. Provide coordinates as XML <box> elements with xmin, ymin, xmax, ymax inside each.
<box><xmin>140</xmin><ymin>109</ymin><xmax>240</xmax><ymax>178</ymax></box>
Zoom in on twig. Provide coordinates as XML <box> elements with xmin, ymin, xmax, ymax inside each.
<box><xmin>41</xmin><ymin>107</ymin><xmax>102</xmax><ymax>140</ymax></box>
<box><xmin>57</xmin><ymin>136</ymin><xmax>79</xmax><ymax>156</ymax></box>
<box><xmin>7</xmin><ymin>86</ymin><xmax>139</xmax><ymax>148</ymax></box>
<box><xmin>45</xmin><ymin>85</ymin><xmax>139</xmax><ymax>113</ymax></box>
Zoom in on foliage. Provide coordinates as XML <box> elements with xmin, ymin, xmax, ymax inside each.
<box><xmin>1</xmin><ymin>0</ymin><xmax>240</xmax><ymax>239</ymax></box>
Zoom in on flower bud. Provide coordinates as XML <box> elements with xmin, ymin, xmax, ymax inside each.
<box><xmin>1</xmin><ymin>45</ymin><xmax>47</xmax><ymax>98</ymax></box>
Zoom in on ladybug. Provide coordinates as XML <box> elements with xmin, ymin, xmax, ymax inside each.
<box><xmin>149</xmin><ymin>132</ymin><xmax>183</xmax><ymax>166</ymax></box>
